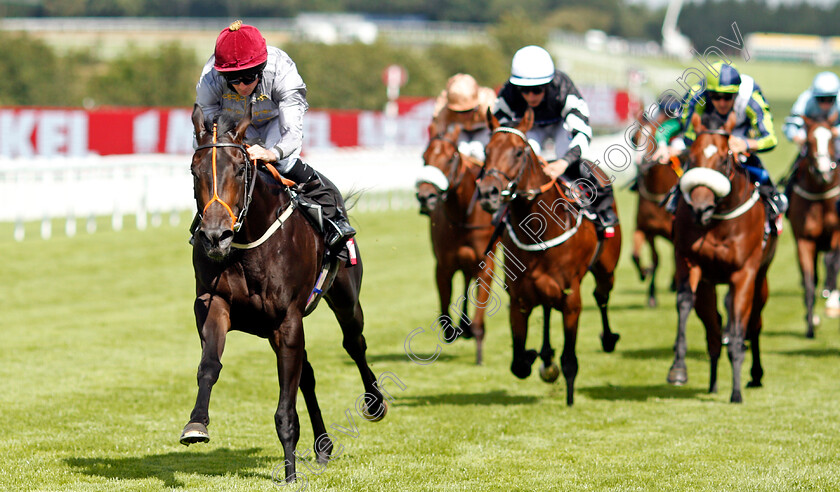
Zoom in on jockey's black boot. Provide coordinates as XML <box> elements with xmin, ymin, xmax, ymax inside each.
<box><xmin>663</xmin><ymin>185</ymin><xmax>680</xmax><ymax>214</ymax></box>
<box><xmin>588</xmin><ymin>183</ymin><xmax>619</xmax><ymax>232</ymax></box>
<box><xmin>759</xmin><ymin>183</ymin><xmax>788</xmax><ymax>222</ymax></box>
<box><xmin>284</xmin><ymin>158</ymin><xmax>356</xmax><ymax>248</ymax></box>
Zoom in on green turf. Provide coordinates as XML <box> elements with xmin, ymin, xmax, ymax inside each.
<box><xmin>2</xmin><ymin>164</ymin><xmax>840</xmax><ymax>492</ymax></box>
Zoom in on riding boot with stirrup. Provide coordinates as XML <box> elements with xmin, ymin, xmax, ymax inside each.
<box><xmin>759</xmin><ymin>183</ymin><xmax>788</xmax><ymax>222</ymax></box>
<box><xmin>284</xmin><ymin>158</ymin><xmax>356</xmax><ymax>249</ymax></box>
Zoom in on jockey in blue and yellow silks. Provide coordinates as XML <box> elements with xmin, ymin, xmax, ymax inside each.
<box><xmin>659</xmin><ymin>61</ymin><xmax>787</xmax><ymax>220</ymax></box>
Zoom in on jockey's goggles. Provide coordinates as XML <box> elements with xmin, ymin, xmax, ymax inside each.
<box><xmin>816</xmin><ymin>96</ymin><xmax>837</xmax><ymax>104</ymax></box>
<box><xmin>518</xmin><ymin>85</ymin><xmax>546</xmax><ymax>95</ymax></box>
<box><xmin>224</xmin><ymin>71</ymin><xmax>260</xmax><ymax>86</ymax></box>
<box><xmin>708</xmin><ymin>91</ymin><xmax>734</xmax><ymax>101</ymax></box>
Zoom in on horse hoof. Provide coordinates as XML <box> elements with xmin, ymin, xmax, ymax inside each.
<box><xmin>730</xmin><ymin>391</ymin><xmax>743</xmax><ymax>403</ymax></box>
<box><xmin>180</xmin><ymin>422</ymin><xmax>210</xmax><ymax>445</ymax></box>
<box><xmin>667</xmin><ymin>365</ymin><xmax>687</xmax><ymax>386</ymax></box>
<box><xmin>538</xmin><ymin>361</ymin><xmax>560</xmax><ymax>383</ymax></box>
<box><xmin>363</xmin><ymin>400</ymin><xmax>388</xmax><ymax>422</ymax></box>
<box><xmin>746</xmin><ymin>379</ymin><xmax>762</xmax><ymax>388</ymax></box>
<box><xmin>600</xmin><ymin>332</ymin><xmax>620</xmax><ymax>353</ymax></box>
<box><xmin>647</xmin><ymin>297</ymin><xmax>657</xmax><ymax>308</ymax></box>
<box><xmin>806</xmin><ymin>329</ymin><xmax>816</xmax><ymax>339</ymax></box>
<box><xmin>511</xmin><ymin>360</ymin><xmax>533</xmax><ymax>379</ymax></box>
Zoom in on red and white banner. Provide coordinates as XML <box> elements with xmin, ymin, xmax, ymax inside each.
<box><xmin>0</xmin><ymin>89</ymin><xmax>630</xmax><ymax>157</ymax></box>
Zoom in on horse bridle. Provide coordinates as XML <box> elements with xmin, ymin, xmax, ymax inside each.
<box><xmin>426</xmin><ymin>134</ymin><xmax>466</xmax><ymax>199</ymax></box>
<box><xmin>482</xmin><ymin>126</ymin><xmax>540</xmax><ymax>201</ymax></box>
<box><xmin>193</xmin><ymin>122</ymin><xmax>257</xmax><ymax>231</ymax></box>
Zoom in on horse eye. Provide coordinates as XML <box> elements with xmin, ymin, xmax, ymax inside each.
<box><xmin>235</xmin><ymin>165</ymin><xmax>246</xmax><ymax>178</ymax></box>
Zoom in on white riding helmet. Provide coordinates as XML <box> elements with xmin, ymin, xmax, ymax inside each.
<box><xmin>510</xmin><ymin>45</ymin><xmax>555</xmax><ymax>87</ymax></box>
<box><xmin>812</xmin><ymin>71</ymin><xmax>840</xmax><ymax>97</ymax></box>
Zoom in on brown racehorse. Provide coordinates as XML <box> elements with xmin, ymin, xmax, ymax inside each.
<box><xmin>416</xmin><ymin>125</ymin><xmax>498</xmax><ymax>364</ymax></box>
<box><xmin>668</xmin><ymin>112</ymin><xmax>778</xmax><ymax>403</ymax></box>
<box><xmin>630</xmin><ymin>114</ymin><xmax>680</xmax><ymax>307</ymax></box>
<box><xmin>180</xmin><ymin>104</ymin><xmax>387</xmax><ymax>483</ymax></box>
<box><xmin>476</xmin><ymin>108</ymin><xmax>622</xmax><ymax>406</ymax></box>
<box><xmin>787</xmin><ymin>116</ymin><xmax>840</xmax><ymax>338</ymax></box>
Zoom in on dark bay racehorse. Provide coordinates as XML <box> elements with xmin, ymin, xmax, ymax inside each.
<box><xmin>180</xmin><ymin>103</ymin><xmax>387</xmax><ymax>483</ymax></box>
<box><xmin>416</xmin><ymin>125</ymin><xmax>498</xmax><ymax>364</ymax></box>
<box><xmin>476</xmin><ymin>108</ymin><xmax>622</xmax><ymax>406</ymax></box>
<box><xmin>668</xmin><ymin>112</ymin><xmax>777</xmax><ymax>403</ymax></box>
<box><xmin>630</xmin><ymin>115</ymin><xmax>680</xmax><ymax>307</ymax></box>
<box><xmin>787</xmin><ymin>116</ymin><xmax>840</xmax><ymax>337</ymax></box>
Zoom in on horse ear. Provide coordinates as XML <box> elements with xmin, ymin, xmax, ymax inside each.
<box><xmin>723</xmin><ymin>111</ymin><xmax>737</xmax><ymax>134</ymax></box>
<box><xmin>691</xmin><ymin>112</ymin><xmax>704</xmax><ymax>133</ymax></box>
<box><xmin>487</xmin><ymin>108</ymin><xmax>499</xmax><ymax>131</ymax></box>
<box><xmin>233</xmin><ymin>97</ymin><xmax>253</xmax><ymax>142</ymax></box>
<box><xmin>192</xmin><ymin>104</ymin><xmax>206</xmax><ymax>138</ymax></box>
<box><xmin>518</xmin><ymin>108</ymin><xmax>534</xmax><ymax>132</ymax></box>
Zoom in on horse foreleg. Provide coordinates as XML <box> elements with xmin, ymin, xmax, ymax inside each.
<box><xmin>631</xmin><ymin>228</ymin><xmax>647</xmax><ymax>281</ymax></box>
<box><xmin>728</xmin><ymin>268</ymin><xmax>758</xmax><ymax>403</ymax></box>
<box><xmin>468</xmin><ymin>263</ymin><xmax>497</xmax><ymax>365</ymax></box>
<box><xmin>669</xmin><ymin>260</ymin><xmax>699</xmax><ymax>386</ymax></box>
<box><xmin>457</xmin><ymin>272</ymin><xmax>475</xmax><ymax>340</ymax></box>
<box><xmin>538</xmin><ymin>305</ymin><xmax>559</xmax><ymax>383</ymax></box>
<box><xmin>181</xmin><ymin>294</ymin><xmax>230</xmax><ymax>446</ymax></box>
<box><xmin>559</xmin><ymin>283</ymin><xmax>582</xmax><ymax>406</ymax></box>
<box><xmin>796</xmin><ymin>238</ymin><xmax>818</xmax><ymax>338</ymax></box>
<box><xmin>436</xmin><ymin>261</ymin><xmax>458</xmax><ymax>342</ymax></box>
<box><xmin>823</xmin><ymin>246</ymin><xmax>840</xmax><ymax>317</ymax></box>
<box><xmin>509</xmin><ymin>297</ymin><xmax>536</xmax><ymax>379</ymax></box>
<box><xmin>694</xmin><ymin>281</ymin><xmax>721</xmax><ymax>394</ymax></box>
<box><xmin>270</xmin><ymin>316</ymin><xmax>305</xmax><ymax>483</ymax></box>
<box><xmin>647</xmin><ymin>234</ymin><xmax>660</xmax><ymax>308</ymax></box>
<box><xmin>299</xmin><ymin>351</ymin><xmax>332</xmax><ymax>464</ymax></box>
<box><xmin>745</xmin><ymin>276</ymin><xmax>768</xmax><ymax>388</ymax></box>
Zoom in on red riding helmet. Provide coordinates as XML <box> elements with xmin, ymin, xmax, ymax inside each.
<box><xmin>214</xmin><ymin>20</ymin><xmax>268</xmax><ymax>72</ymax></box>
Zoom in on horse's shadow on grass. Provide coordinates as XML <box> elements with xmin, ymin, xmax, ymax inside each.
<box><xmin>619</xmin><ymin>347</ymin><xmax>707</xmax><ymax>361</ymax></box>
<box><xmin>65</xmin><ymin>447</ymin><xmax>280</xmax><ymax>489</ymax></box>
<box><xmin>579</xmin><ymin>384</ymin><xmax>707</xmax><ymax>401</ymax></box>
<box><xmin>397</xmin><ymin>390</ymin><xmax>539</xmax><ymax>407</ymax></box>
<box><xmin>344</xmin><ymin>352</ymin><xmax>457</xmax><ymax>365</ymax></box>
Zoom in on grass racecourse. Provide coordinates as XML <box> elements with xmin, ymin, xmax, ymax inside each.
<box><xmin>3</xmin><ymin>179</ymin><xmax>840</xmax><ymax>491</ymax></box>
<box><xmin>3</xmin><ymin>75</ymin><xmax>840</xmax><ymax>490</ymax></box>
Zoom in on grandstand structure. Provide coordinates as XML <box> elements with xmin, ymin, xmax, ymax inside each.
<box><xmin>746</xmin><ymin>32</ymin><xmax>839</xmax><ymax>66</ymax></box>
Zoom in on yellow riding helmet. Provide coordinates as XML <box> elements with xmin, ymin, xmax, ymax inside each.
<box><xmin>706</xmin><ymin>61</ymin><xmax>741</xmax><ymax>94</ymax></box>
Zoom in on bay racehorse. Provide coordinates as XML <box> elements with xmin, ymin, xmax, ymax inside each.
<box><xmin>416</xmin><ymin>125</ymin><xmax>498</xmax><ymax>364</ymax></box>
<box><xmin>668</xmin><ymin>112</ymin><xmax>777</xmax><ymax>403</ymax></box>
<box><xmin>476</xmin><ymin>108</ymin><xmax>621</xmax><ymax>406</ymax></box>
<box><xmin>630</xmin><ymin>114</ymin><xmax>680</xmax><ymax>307</ymax></box>
<box><xmin>180</xmin><ymin>103</ymin><xmax>387</xmax><ymax>483</ymax></box>
<box><xmin>787</xmin><ymin>116</ymin><xmax>840</xmax><ymax>337</ymax></box>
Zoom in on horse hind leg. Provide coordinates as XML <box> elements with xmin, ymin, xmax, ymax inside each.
<box><xmin>631</xmin><ymin>229</ymin><xmax>648</xmax><ymax>281</ymax></box>
<box><xmin>559</xmin><ymin>287</ymin><xmax>582</xmax><ymax>406</ymax></box>
<box><xmin>181</xmin><ymin>295</ymin><xmax>230</xmax><ymax>446</ymax></box>
<box><xmin>456</xmin><ymin>272</ymin><xmax>475</xmax><ymax>340</ymax></box>
<box><xmin>797</xmin><ymin>239</ymin><xmax>818</xmax><ymax>338</ymax></box>
<box><xmin>591</xmin><ymin>265</ymin><xmax>620</xmax><ymax>353</ymax></box>
<box><xmin>538</xmin><ymin>305</ymin><xmax>560</xmax><ymax>383</ymax></box>
<box><xmin>823</xmin><ymin>249</ymin><xmax>840</xmax><ymax>318</ymax></box>
<box><xmin>435</xmin><ymin>261</ymin><xmax>459</xmax><ymax>343</ymax></box>
<box><xmin>746</xmin><ymin>276</ymin><xmax>769</xmax><ymax>388</ymax></box>
<box><xmin>326</xmin><ymin>264</ymin><xmax>388</xmax><ymax>420</ymax></box>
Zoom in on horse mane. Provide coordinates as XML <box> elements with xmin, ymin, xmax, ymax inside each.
<box><xmin>206</xmin><ymin>113</ymin><xmax>239</xmax><ymax>137</ymax></box>
<box><xmin>700</xmin><ymin>111</ymin><xmax>727</xmax><ymax>132</ymax></box>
